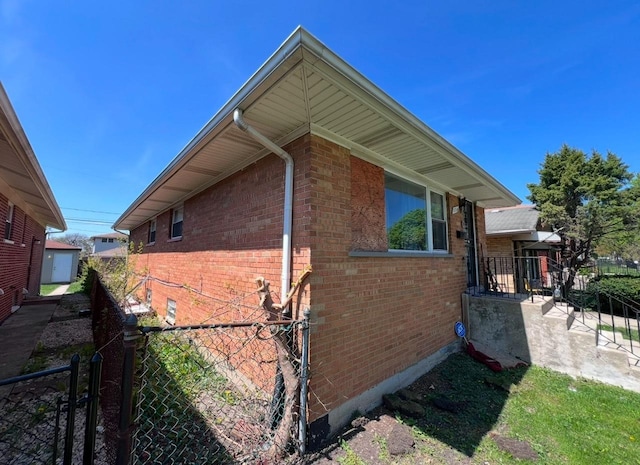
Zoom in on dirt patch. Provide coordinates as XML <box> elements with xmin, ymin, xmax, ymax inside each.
<box><xmin>491</xmin><ymin>433</ymin><xmax>539</xmax><ymax>461</ymax></box>
<box><xmin>0</xmin><ymin>292</ymin><xmax>108</xmax><ymax>465</ymax></box>
<box><xmin>300</xmin><ymin>352</ymin><xmax>534</xmax><ymax>464</ymax></box>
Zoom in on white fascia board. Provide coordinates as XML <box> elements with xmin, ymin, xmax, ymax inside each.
<box><xmin>0</xmin><ymin>83</ymin><xmax>66</xmax><ymax>230</ymax></box>
<box><xmin>114</xmin><ymin>30</ymin><xmax>308</xmax><ymax>230</ymax></box>
<box><xmin>115</xmin><ymin>26</ymin><xmax>520</xmax><ymax>229</ymax></box>
<box><xmin>512</xmin><ymin>231</ymin><xmax>561</xmax><ymax>243</ymax></box>
<box><xmin>486</xmin><ymin>229</ymin><xmax>536</xmax><ymax>236</ymax></box>
<box><xmin>296</xmin><ymin>31</ymin><xmax>520</xmax><ymax>207</ymax></box>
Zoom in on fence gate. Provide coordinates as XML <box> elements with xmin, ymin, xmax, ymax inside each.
<box><xmin>0</xmin><ymin>353</ymin><xmax>102</xmax><ymax>465</ymax></box>
<box><xmin>129</xmin><ymin>316</ymin><xmax>309</xmax><ymax>464</ymax></box>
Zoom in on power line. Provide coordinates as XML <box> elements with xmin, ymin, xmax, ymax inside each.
<box><xmin>65</xmin><ymin>218</ymin><xmax>114</xmax><ymax>225</ymax></box>
<box><xmin>48</xmin><ymin>227</ymin><xmax>113</xmax><ymax>235</ymax></box>
<box><xmin>62</xmin><ymin>207</ymin><xmax>121</xmax><ymax>215</ymax></box>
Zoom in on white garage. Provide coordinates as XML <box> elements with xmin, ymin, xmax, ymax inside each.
<box><xmin>41</xmin><ymin>240</ymin><xmax>81</xmax><ymax>284</ymax></box>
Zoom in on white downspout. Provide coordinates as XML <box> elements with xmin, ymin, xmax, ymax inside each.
<box><xmin>233</xmin><ymin>109</ymin><xmax>294</xmax><ymax>306</ymax></box>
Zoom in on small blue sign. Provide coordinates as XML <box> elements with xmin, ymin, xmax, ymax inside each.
<box><xmin>454</xmin><ymin>321</ymin><xmax>466</xmax><ymax>338</ymax></box>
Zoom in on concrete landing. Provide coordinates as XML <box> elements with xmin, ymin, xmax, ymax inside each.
<box><xmin>0</xmin><ymin>301</ymin><xmax>59</xmax><ymax>397</ymax></box>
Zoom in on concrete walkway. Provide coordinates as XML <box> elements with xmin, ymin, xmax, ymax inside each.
<box><xmin>0</xmin><ymin>285</ymin><xmax>69</xmax><ymax>395</ymax></box>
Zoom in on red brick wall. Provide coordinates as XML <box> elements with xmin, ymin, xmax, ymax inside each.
<box><xmin>350</xmin><ymin>157</ymin><xmax>386</xmax><ymax>251</ymax></box>
<box><xmin>129</xmin><ymin>135</ymin><xmax>313</xmax><ymax>326</ymax></box>
<box><xmin>486</xmin><ymin>236</ymin><xmax>513</xmax><ymax>257</ymax></box>
<box><xmin>129</xmin><ymin>133</ymin><xmax>484</xmax><ymax>427</ymax></box>
<box><xmin>306</xmin><ymin>137</ymin><xmax>469</xmax><ymax>422</ymax></box>
<box><xmin>484</xmin><ymin>235</ymin><xmax>516</xmax><ymax>292</ymax></box>
<box><xmin>0</xmin><ymin>193</ymin><xmax>46</xmax><ymax>323</ymax></box>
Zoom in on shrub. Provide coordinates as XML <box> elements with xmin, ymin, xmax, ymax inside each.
<box><xmin>586</xmin><ymin>275</ymin><xmax>640</xmax><ymax>316</ymax></box>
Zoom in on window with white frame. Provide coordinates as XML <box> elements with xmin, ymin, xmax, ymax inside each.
<box><xmin>166</xmin><ymin>299</ymin><xmax>176</xmax><ymax>325</ymax></box>
<box><xmin>148</xmin><ymin>218</ymin><xmax>156</xmax><ymax>243</ymax></box>
<box><xmin>384</xmin><ymin>172</ymin><xmax>448</xmax><ymax>252</ymax></box>
<box><xmin>171</xmin><ymin>207</ymin><xmax>183</xmax><ymax>239</ymax></box>
<box><xmin>146</xmin><ymin>288</ymin><xmax>152</xmax><ymax>306</ymax></box>
<box><xmin>4</xmin><ymin>202</ymin><xmax>14</xmax><ymax>241</ymax></box>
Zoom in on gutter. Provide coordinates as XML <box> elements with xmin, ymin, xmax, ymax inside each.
<box><xmin>233</xmin><ymin>109</ymin><xmax>293</xmax><ymax>305</ymax></box>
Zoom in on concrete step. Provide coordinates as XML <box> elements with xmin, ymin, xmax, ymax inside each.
<box><xmin>597</xmin><ymin>329</ymin><xmax>640</xmax><ymax>368</ymax></box>
<box><xmin>547</xmin><ymin>305</ymin><xmax>640</xmax><ymax>370</ymax></box>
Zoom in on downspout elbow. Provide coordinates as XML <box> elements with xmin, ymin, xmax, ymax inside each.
<box><xmin>233</xmin><ymin>109</ymin><xmax>293</xmax><ymax>165</ymax></box>
<box><xmin>233</xmin><ymin>108</ymin><xmax>294</xmax><ymax>306</ymax></box>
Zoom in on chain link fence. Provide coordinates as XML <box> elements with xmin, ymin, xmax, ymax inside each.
<box><xmin>90</xmin><ymin>272</ymin><xmax>128</xmax><ymax>465</ymax></box>
<box><xmin>132</xmin><ymin>318</ymin><xmax>308</xmax><ymax>464</ymax></box>
<box><xmin>90</xmin><ymin>272</ymin><xmax>310</xmax><ymax>464</ymax></box>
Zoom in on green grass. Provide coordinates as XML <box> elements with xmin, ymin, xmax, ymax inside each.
<box><xmin>504</xmin><ymin>367</ymin><xmax>640</xmax><ymax>465</ymax></box>
<box><xmin>372</xmin><ymin>353</ymin><xmax>640</xmax><ymax>465</ymax></box>
<box><xmin>39</xmin><ymin>284</ymin><xmax>60</xmax><ymax>295</ymax></box>
<box><xmin>134</xmin><ymin>332</ymin><xmax>235</xmax><ymax>463</ymax></box>
<box><xmin>39</xmin><ymin>279</ymin><xmax>84</xmax><ymax>295</ymax></box>
<box><xmin>66</xmin><ymin>279</ymin><xmax>85</xmax><ymax>294</ymax></box>
<box><xmin>598</xmin><ymin>324</ymin><xmax>640</xmax><ymax>342</ymax></box>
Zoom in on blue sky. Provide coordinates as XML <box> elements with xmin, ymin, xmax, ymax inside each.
<box><xmin>1</xmin><ymin>1</ymin><xmax>639</xmax><ymax>237</ymax></box>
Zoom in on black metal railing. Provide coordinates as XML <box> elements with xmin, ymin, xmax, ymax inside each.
<box><xmin>473</xmin><ymin>255</ymin><xmax>640</xmax><ymax>356</ymax></box>
<box><xmin>0</xmin><ymin>353</ymin><xmax>103</xmax><ymax>465</ymax></box>
<box><xmin>473</xmin><ymin>256</ymin><xmax>562</xmax><ymax>301</ymax></box>
<box><xmin>592</xmin><ymin>288</ymin><xmax>640</xmax><ymax>356</ymax></box>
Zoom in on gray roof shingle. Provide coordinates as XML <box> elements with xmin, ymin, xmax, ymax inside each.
<box><xmin>485</xmin><ymin>205</ymin><xmax>540</xmax><ymax>235</ymax></box>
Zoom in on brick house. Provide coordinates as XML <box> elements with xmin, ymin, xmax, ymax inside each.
<box><xmin>485</xmin><ymin>204</ymin><xmax>561</xmax><ymax>294</ymax></box>
<box><xmin>114</xmin><ymin>27</ymin><xmax>519</xmax><ymax>441</ymax></box>
<box><xmin>0</xmin><ymin>83</ymin><xmax>66</xmax><ymax>323</ymax></box>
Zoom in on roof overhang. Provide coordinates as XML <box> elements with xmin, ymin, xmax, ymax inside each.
<box><xmin>488</xmin><ymin>229</ymin><xmax>561</xmax><ymax>245</ymax></box>
<box><xmin>512</xmin><ymin>231</ymin><xmax>561</xmax><ymax>243</ymax></box>
<box><xmin>487</xmin><ymin>228</ymin><xmax>537</xmax><ymax>237</ymax></box>
<box><xmin>0</xmin><ymin>83</ymin><xmax>66</xmax><ymax>231</ymax></box>
<box><xmin>114</xmin><ymin>27</ymin><xmax>520</xmax><ymax>231</ymax></box>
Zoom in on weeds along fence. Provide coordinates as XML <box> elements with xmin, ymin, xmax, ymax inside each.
<box><xmin>90</xmin><ymin>274</ymin><xmax>310</xmax><ymax>464</ymax></box>
<box><xmin>90</xmin><ymin>272</ymin><xmax>128</xmax><ymax>465</ymax></box>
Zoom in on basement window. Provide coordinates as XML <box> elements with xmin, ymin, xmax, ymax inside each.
<box><xmin>166</xmin><ymin>299</ymin><xmax>176</xmax><ymax>325</ymax></box>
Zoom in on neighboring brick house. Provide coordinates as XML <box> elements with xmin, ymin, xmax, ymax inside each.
<box><xmin>485</xmin><ymin>204</ymin><xmax>561</xmax><ymax>293</ymax></box>
<box><xmin>0</xmin><ymin>83</ymin><xmax>66</xmax><ymax>323</ymax></box>
<box><xmin>114</xmin><ymin>27</ymin><xmax>519</xmax><ymax>441</ymax></box>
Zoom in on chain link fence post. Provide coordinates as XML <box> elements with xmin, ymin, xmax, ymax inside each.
<box><xmin>84</xmin><ymin>352</ymin><xmax>103</xmax><ymax>465</ymax></box>
<box><xmin>116</xmin><ymin>314</ymin><xmax>139</xmax><ymax>465</ymax></box>
<box><xmin>298</xmin><ymin>307</ymin><xmax>311</xmax><ymax>455</ymax></box>
<box><xmin>63</xmin><ymin>353</ymin><xmax>80</xmax><ymax>465</ymax></box>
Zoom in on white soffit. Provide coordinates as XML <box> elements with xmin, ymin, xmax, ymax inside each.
<box><xmin>114</xmin><ymin>27</ymin><xmax>519</xmax><ymax>231</ymax></box>
<box><xmin>0</xmin><ymin>84</ymin><xmax>66</xmax><ymax>230</ymax></box>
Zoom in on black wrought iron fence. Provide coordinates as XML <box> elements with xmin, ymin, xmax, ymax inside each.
<box><xmin>475</xmin><ymin>256</ymin><xmax>563</xmax><ymax>300</ymax></box>
<box><xmin>0</xmin><ymin>353</ymin><xmax>102</xmax><ymax>465</ymax></box>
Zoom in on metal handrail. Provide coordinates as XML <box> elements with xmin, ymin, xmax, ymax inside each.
<box><xmin>476</xmin><ymin>255</ymin><xmax>640</xmax><ymax>356</ymax></box>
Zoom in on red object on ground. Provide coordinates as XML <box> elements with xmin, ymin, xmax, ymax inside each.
<box><xmin>466</xmin><ymin>341</ymin><xmax>503</xmax><ymax>372</ymax></box>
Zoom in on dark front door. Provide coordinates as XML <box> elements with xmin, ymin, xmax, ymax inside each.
<box><xmin>463</xmin><ymin>200</ymin><xmax>478</xmax><ymax>288</ymax></box>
